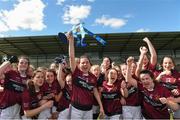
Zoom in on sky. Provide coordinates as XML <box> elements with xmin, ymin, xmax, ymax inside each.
<box><xmin>0</xmin><ymin>0</ymin><xmax>180</xmax><ymax>37</ymax></box>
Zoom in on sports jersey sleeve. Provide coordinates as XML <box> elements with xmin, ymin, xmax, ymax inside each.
<box><xmin>72</xmin><ymin>67</ymin><xmax>80</xmax><ymax>81</ymax></box>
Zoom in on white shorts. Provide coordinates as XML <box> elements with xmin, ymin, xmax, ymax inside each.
<box><xmin>58</xmin><ymin>108</ymin><xmax>70</xmax><ymax>120</ymax></box>
<box><xmin>38</xmin><ymin>106</ymin><xmax>56</xmax><ymax>119</ymax></box>
<box><xmin>122</xmin><ymin>106</ymin><xmax>142</xmax><ymax>120</ymax></box>
<box><xmin>0</xmin><ymin>104</ymin><xmax>21</xmax><ymax>120</ymax></box>
<box><xmin>38</xmin><ymin>109</ymin><xmax>51</xmax><ymax>119</ymax></box>
<box><xmin>21</xmin><ymin>115</ymin><xmax>33</xmax><ymax>120</ymax></box>
<box><xmin>70</xmin><ymin>105</ymin><xmax>93</xmax><ymax>119</ymax></box>
<box><xmin>105</xmin><ymin>114</ymin><xmax>122</xmax><ymax>120</ymax></box>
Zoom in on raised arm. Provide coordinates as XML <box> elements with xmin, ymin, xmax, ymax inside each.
<box><xmin>135</xmin><ymin>46</ymin><xmax>148</xmax><ymax>77</ymax></box>
<box><xmin>57</xmin><ymin>63</ymin><xmax>66</xmax><ymax>89</ymax></box>
<box><xmin>126</xmin><ymin>57</ymin><xmax>137</xmax><ymax>87</ymax></box>
<box><xmin>67</xmin><ymin>33</ymin><xmax>76</xmax><ymax>73</ymax></box>
<box><xmin>0</xmin><ymin>56</ymin><xmax>18</xmax><ymax>77</ymax></box>
<box><xmin>120</xmin><ymin>80</ymin><xmax>128</xmax><ymax>98</ymax></box>
<box><xmin>0</xmin><ymin>61</ymin><xmax>11</xmax><ymax>77</ymax></box>
<box><xmin>143</xmin><ymin>37</ymin><xmax>157</xmax><ymax>66</ymax></box>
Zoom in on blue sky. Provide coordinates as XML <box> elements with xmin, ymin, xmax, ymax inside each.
<box><xmin>0</xmin><ymin>0</ymin><xmax>180</xmax><ymax>37</ymax></box>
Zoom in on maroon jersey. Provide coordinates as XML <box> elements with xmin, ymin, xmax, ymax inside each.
<box><xmin>41</xmin><ymin>79</ymin><xmax>61</xmax><ymax>100</ymax></box>
<box><xmin>22</xmin><ymin>89</ymin><xmax>43</xmax><ymax>110</ymax></box>
<box><xmin>155</xmin><ymin>70</ymin><xmax>180</xmax><ymax>97</ymax></box>
<box><xmin>144</xmin><ymin>63</ymin><xmax>156</xmax><ymax>72</ymax></box>
<box><xmin>0</xmin><ymin>70</ymin><xmax>28</xmax><ymax>108</ymax></box>
<box><xmin>101</xmin><ymin>80</ymin><xmax>122</xmax><ymax>116</ymax></box>
<box><xmin>57</xmin><ymin>83</ymin><xmax>72</xmax><ymax>112</ymax></box>
<box><xmin>125</xmin><ymin>75</ymin><xmax>142</xmax><ymax>106</ymax></box>
<box><xmin>125</xmin><ymin>85</ymin><xmax>142</xmax><ymax>106</ymax></box>
<box><xmin>71</xmin><ymin>67</ymin><xmax>97</xmax><ymax>110</ymax></box>
<box><xmin>138</xmin><ymin>82</ymin><xmax>172</xmax><ymax>119</ymax></box>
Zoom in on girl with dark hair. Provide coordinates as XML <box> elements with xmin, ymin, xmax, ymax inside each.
<box><xmin>140</xmin><ymin>37</ymin><xmax>157</xmax><ymax>71</ymax></box>
<box><xmin>101</xmin><ymin>57</ymin><xmax>112</xmax><ymax>73</ymax></box>
<box><xmin>121</xmin><ymin>47</ymin><xmax>147</xmax><ymax>120</ymax></box>
<box><xmin>21</xmin><ymin>70</ymin><xmax>53</xmax><ymax>119</ymax></box>
<box><xmin>155</xmin><ymin>56</ymin><xmax>180</xmax><ymax>118</ymax></box>
<box><xmin>121</xmin><ymin>57</ymin><xmax>143</xmax><ymax>119</ymax></box>
<box><xmin>90</xmin><ymin>65</ymin><xmax>103</xmax><ymax>119</ymax></box>
<box><xmin>112</xmin><ymin>65</ymin><xmax>123</xmax><ymax>81</ymax></box>
<box><xmin>57</xmin><ymin>63</ymin><xmax>72</xmax><ymax>119</ymax></box>
<box><xmin>97</xmin><ymin>57</ymin><xmax>113</xmax><ymax>89</ymax></box>
<box><xmin>40</xmin><ymin>69</ymin><xmax>61</xmax><ymax>119</ymax></box>
<box><xmin>27</xmin><ymin>64</ymin><xmax>35</xmax><ymax>78</ymax></box>
<box><xmin>100</xmin><ymin>68</ymin><xmax>128</xmax><ymax>119</ymax></box>
<box><xmin>0</xmin><ymin>55</ymin><xmax>30</xmax><ymax>119</ymax></box>
<box><xmin>67</xmin><ymin>32</ymin><xmax>104</xmax><ymax>119</ymax></box>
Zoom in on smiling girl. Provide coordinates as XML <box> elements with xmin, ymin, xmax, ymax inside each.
<box><xmin>155</xmin><ymin>56</ymin><xmax>180</xmax><ymax>118</ymax></box>
<box><xmin>21</xmin><ymin>70</ymin><xmax>53</xmax><ymax>119</ymax></box>
<box><xmin>67</xmin><ymin>32</ymin><xmax>104</xmax><ymax>119</ymax></box>
<box><xmin>0</xmin><ymin>56</ymin><xmax>30</xmax><ymax>119</ymax></box>
<box><xmin>100</xmin><ymin>68</ymin><xmax>128</xmax><ymax>119</ymax></box>
<box><xmin>127</xmin><ymin>57</ymin><xmax>179</xmax><ymax>119</ymax></box>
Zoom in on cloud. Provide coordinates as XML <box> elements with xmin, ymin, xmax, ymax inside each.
<box><xmin>0</xmin><ymin>33</ymin><xmax>5</xmax><ymax>37</ymax></box>
<box><xmin>0</xmin><ymin>33</ymin><xmax>10</xmax><ymax>37</ymax></box>
<box><xmin>136</xmin><ymin>28</ymin><xmax>150</xmax><ymax>32</ymax></box>
<box><xmin>0</xmin><ymin>21</ymin><xmax>9</xmax><ymax>32</ymax></box>
<box><xmin>56</xmin><ymin>0</ymin><xmax>65</xmax><ymax>5</ymax></box>
<box><xmin>1</xmin><ymin>0</ymin><xmax>10</xmax><ymax>2</ymax></box>
<box><xmin>62</xmin><ymin>5</ymin><xmax>91</xmax><ymax>25</ymax></box>
<box><xmin>87</xmin><ymin>0</ymin><xmax>95</xmax><ymax>2</ymax></box>
<box><xmin>95</xmin><ymin>15</ymin><xmax>127</xmax><ymax>29</ymax></box>
<box><xmin>124</xmin><ymin>14</ymin><xmax>134</xmax><ymax>18</ymax></box>
<box><xmin>0</xmin><ymin>0</ymin><xmax>46</xmax><ymax>33</ymax></box>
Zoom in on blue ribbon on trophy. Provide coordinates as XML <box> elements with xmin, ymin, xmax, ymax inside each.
<box><xmin>58</xmin><ymin>23</ymin><xmax>107</xmax><ymax>47</ymax></box>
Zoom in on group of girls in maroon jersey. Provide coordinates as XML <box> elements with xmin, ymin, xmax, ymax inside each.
<box><xmin>0</xmin><ymin>34</ymin><xmax>179</xmax><ymax>120</ymax></box>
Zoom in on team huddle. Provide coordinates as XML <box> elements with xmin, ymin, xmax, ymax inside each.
<box><xmin>0</xmin><ymin>33</ymin><xmax>179</xmax><ymax>120</ymax></box>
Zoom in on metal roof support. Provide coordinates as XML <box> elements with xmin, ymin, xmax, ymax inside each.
<box><xmin>28</xmin><ymin>37</ymin><xmax>47</xmax><ymax>55</ymax></box>
<box><xmin>173</xmin><ymin>50</ymin><xmax>176</xmax><ymax>58</ymax></box>
<box><xmin>45</xmin><ymin>55</ymin><xmax>47</xmax><ymax>63</ymax></box>
<box><xmin>98</xmin><ymin>46</ymin><xmax>104</xmax><ymax>59</ymax></box>
<box><xmin>36</xmin><ymin>56</ymin><xmax>39</xmax><ymax>67</ymax></box>
<box><xmin>152</xmin><ymin>32</ymin><xmax>160</xmax><ymax>39</ymax></box>
<box><xmin>3</xmin><ymin>38</ymin><xmax>28</xmax><ymax>55</ymax></box>
<box><xmin>0</xmin><ymin>48</ymin><xmax>9</xmax><ymax>55</ymax></box>
<box><xmin>119</xmin><ymin>33</ymin><xmax>134</xmax><ymax>54</ymax></box>
<box><xmin>158</xmin><ymin>34</ymin><xmax>180</xmax><ymax>51</ymax></box>
<box><xmin>174</xmin><ymin>46</ymin><xmax>180</xmax><ymax>52</ymax></box>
